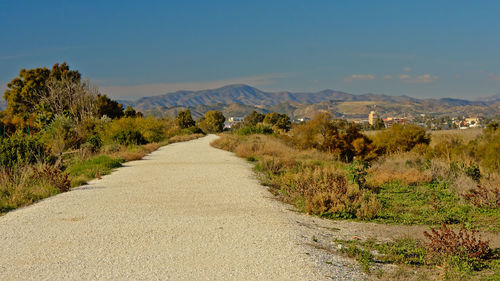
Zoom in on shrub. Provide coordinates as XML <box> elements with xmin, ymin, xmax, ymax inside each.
<box><xmin>288</xmin><ymin>167</ymin><xmax>380</xmax><ymax>219</ymax></box>
<box><xmin>32</xmin><ymin>165</ymin><xmax>71</xmax><ymax>192</ymax></box>
<box><xmin>463</xmin><ymin>184</ymin><xmax>500</xmax><ymax>209</ymax></box>
<box><xmin>41</xmin><ymin>114</ymin><xmax>83</xmax><ymax>154</ymax></box>
<box><xmin>424</xmin><ymin>223</ymin><xmax>492</xmax><ymax>270</ymax></box>
<box><xmin>476</xmin><ymin>123</ymin><xmax>500</xmax><ymax>172</ymax></box>
<box><xmin>112</xmin><ymin>129</ymin><xmax>146</xmax><ymax>146</ymax></box>
<box><xmin>85</xmin><ymin>134</ymin><xmax>102</xmax><ymax>152</ymax></box>
<box><xmin>175</xmin><ymin>109</ymin><xmax>195</xmax><ymax>129</ymax></box>
<box><xmin>0</xmin><ymin>164</ymin><xmax>69</xmax><ymax>213</ymax></box>
<box><xmin>102</xmin><ymin>117</ymin><xmax>170</xmax><ymax>145</ymax></box>
<box><xmin>0</xmin><ymin>132</ymin><xmax>47</xmax><ymax>169</ymax></box>
<box><xmin>366</xmin><ymin>154</ymin><xmax>433</xmax><ymax>187</ymax></box>
<box><xmin>372</xmin><ymin>124</ymin><xmax>430</xmax><ymax>154</ymax></box>
<box><xmin>198</xmin><ymin>110</ymin><xmax>225</xmax><ymax>133</ymax></box>
<box><xmin>346</xmin><ymin>160</ymin><xmax>369</xmax><ymax>189</ymax></box>
<box><xmin>235</xmin><ymin>124</ymin><xmax>273</xmax><ymax>135</ymax></box>
<box><xmin>291</xmin><ymin>113</ymin><xmax>378</xmax><ymax>162</ymax></box>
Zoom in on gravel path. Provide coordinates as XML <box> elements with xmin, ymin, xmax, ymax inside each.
<box><xmin>0</xmin><ymin>135</ymin><xmax>364</xmax><ymax>280</ymax></box>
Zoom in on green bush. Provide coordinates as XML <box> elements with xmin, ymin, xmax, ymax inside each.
<box><xmin>235</xmin><ymin>124</ymin><xmax>273</xmax><ymax>135</ymax></box>
<box><xmin>85</xmin><ymin>134</ymin><xmax>102</xmax><ymax>152</ymax></box>
<box><xmin>112</xmin><ymin>129</ymin><xmax>146</xmax><ymax>146</ymax></box>
<box><xmin>373</xmin><ymin>124</ymin><xmax>430</xmax><ymax>154</ymax></box>
<box><xmin>0</xmin><ymin>133</ymin><xmax>47</xmax><ymax>169</ymax></box>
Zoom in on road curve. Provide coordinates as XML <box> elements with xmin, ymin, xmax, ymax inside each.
<box><xmin>0</xmin><ymin>135</ymin><xmax>362</xmax><ymax>280</ymax></box>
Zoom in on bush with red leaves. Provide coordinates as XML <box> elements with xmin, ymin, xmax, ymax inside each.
<box><xmin>424</xmin><ymin>223</ymin><xmax>492</xmax><ymax>263</ymax></box>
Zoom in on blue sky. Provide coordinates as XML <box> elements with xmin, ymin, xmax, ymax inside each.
<box><xmin>1</xmin><ymin>0</ymin><xmax>499</xmax><ymax>100</ymax></box>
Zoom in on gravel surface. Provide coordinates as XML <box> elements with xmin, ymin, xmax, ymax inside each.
<box><xmin>0</xmin><ymin>135</ymin><xmax>365</xmax><ymax>280</ymax></box>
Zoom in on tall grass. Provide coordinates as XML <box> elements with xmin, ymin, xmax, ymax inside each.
<box><xmin>0</xmin><ymin>164</ymin><xmax>70</xmax><ymax>213</ymax></box>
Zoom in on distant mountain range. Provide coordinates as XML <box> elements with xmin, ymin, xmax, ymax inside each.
<box><xmin>118</xmin><ymin>84</ymin><xmax>500</xmax><ymax>119</ymax></box>
<box><xmin>1</xmin><ymin>84</ymin><xmax>499</xmax><ymax>119</ymax></box>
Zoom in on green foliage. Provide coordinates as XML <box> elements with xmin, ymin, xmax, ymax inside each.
<box><xmin>373</xmin><ymin>124</ymin><xmax>430</xmax><ymax>154</ymax></box>
<box><xmin>123</xmin><ymin>106</ymin><xmax>137</xmax><ymax>117</ymax></box>
<box><xmin>3</xmin><ymin>63</ymin><xmax>80</xmax><ymax>116</ymax></box>
<box><xmin>41</xmin><ymin>114</ymin><xmax>82</xmax><ymax>154</ymax></box>
<box><xmin>335</xmin><ymin>238</ymin><xmax>427</xmax><ymax>271</ymax></box>
<box><xmin>0</xmin><ymin>164</ymin><xmax>70</xmax><ymax>213</ymax></box>
<box><xmin>372</xmin><ymin>118</ymin><xmax>385</xmax><ymax>130</ymax></box>
<box><xmin>235</xmin><ymin>124</ymin><xmax>273</xmax><ymax>135</ymax></box>
<box><xmin>346</xmin><ymin>160</ymin><xmax>369</xmax><ymax>189</ymax></box>
<box><xmin>85</xmin><ymin>134</ymin><xmax>102</xmax><ymax>152</ymax></box>
<box><xmin>339</xmin><ymin>244</ymin><xmax>373</xmax><ymax>272</ymax></box>
<box><xmin>263</xmin><ymin>112</ymin><xmax>291</xmax><ymax>132</ymax></box>
<box><xmin>375</xmin><ymin>181</ymin><xmax>481</xmax><ymax>226</ymax></box>
<box><xmin>291</xmin><ymin>113</ymin><xmax>378</xmax><ymax>162</ymax></box>
<box><xmin>97</xmin><ymin>94</ymin><xmax>123</xmax><ymax>119</ymax></box>
<box><xmin>112</xmin><ymin>129</ymin><xmax>146</xmax><ymax>146</ymax></box>
<box><xmin>67</xmin><ymin>155</ymin><xmax>123</xmax><ymax>187</ymax></box>
<box><xmin>198</xmin><ymin>110</ymin><xmax>225</xmax><ymax>133</ymax></box>
<box><xmin>476</xmin><ymin>122</ymin><xmax>500</xmax><ymax>172</ymax></box>
<box><xmin>103</xmin><ymin>117</ymin><xmax>169</xmax><ymax>144</ymax></box>
<box><xmin>243</xmin><ymin>110</ymin><xmax>265</xmax><ymax>126</ymax></box>
<box><xmin>175</xmin><ymin>109</ymin><xmax>195</xmax><ymax>129</ymax></box>
<box><xmin>0</xmin><ymin>132</ymin><xmax>47</xmax><ymax>169</ymax></box>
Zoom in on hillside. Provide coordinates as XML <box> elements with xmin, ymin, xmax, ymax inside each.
<box><xmin>124</xmin><ymin>85</ymin><xmax>500</xmax><ymax>119</ymax></box>
<box><xmin>2</xmin><ymin>85</ymin><xmax>499</xmax><ymax>119</ymax></box>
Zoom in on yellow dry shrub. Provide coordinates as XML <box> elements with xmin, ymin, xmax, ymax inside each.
<box><xmin>367</xmin><ymin>153</ymin><xmax>433</xmax><ymax>187</ymax></box>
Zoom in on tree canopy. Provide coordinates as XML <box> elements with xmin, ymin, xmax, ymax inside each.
<box><xmin>198</xmin><ymin>111</ymin><xmax>225</xmax><ymax>133</ymax></box>
<box><xmin>175</xmin><ymin>109</ymin><xmax>195</xmax><ymax>129</ymax></box>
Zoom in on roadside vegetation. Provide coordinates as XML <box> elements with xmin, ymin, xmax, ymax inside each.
<box><xmin>212</xmin><ymin>111</ymin><xmax>500</xmax><ymax>280</ymax></box>
<box><xmin>0</xmin><ymin>63</ymin><xmax>218</xmax><ymax>214</ymax></box>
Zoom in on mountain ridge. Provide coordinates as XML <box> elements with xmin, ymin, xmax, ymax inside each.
<box><xmin>1</xmin><ymin>85</ymin><xmax>499</xmax><ymax>119</ymax></box>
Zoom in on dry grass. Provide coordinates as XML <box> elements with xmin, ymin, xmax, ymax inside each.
<box><xmin>0</xmin><ymin>164</ymin><xmax>70</xmax><ymax>213</ymax></box>
<box><xmin>168</xmin><ymin>133</ymin><xmax>205</xmax><ymax>144</ymax></box>
<box><xmin>367</xmin><ymin>153</ymin><xmax>433</xmax><ymax>187</ymax></box>
<box><xmin>212</xmin><ymin>134</ymin><xmax>381</xmax><ymax>219</ymax></box>
<box><xmin>430</xmin><ymin>129</ymin><xmax>483</xmax><ymax>146</ymax></box>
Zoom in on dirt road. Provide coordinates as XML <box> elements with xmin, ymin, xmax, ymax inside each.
<box><xmin>0</xmin><ymin>135</ymin><xmax>364</xmax><ymax>280</ymax></box>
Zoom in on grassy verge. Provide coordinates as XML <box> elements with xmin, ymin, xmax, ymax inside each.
<box><xmin>333</xmin><ymin>236</ymin><xmax>499</xmax><ymax>280</ymax></box>
<box><xmin>0</xmin><ymin>133</ymin><xmax>204</xmax><ymax>215</ymax></box>
<box><xmin>67</xmin><ymin>133</ymin><xmax>205</xmax><ymax>187</ymax></box>
<box><xmin>211</xmin><ymin>134</ymin><xmax>499</xmax><ymax>230</ymax></box>
<box><xmin>211</xmin><ymin>133</ymin><xmax>500</xmax><ymax>279</ymax></box>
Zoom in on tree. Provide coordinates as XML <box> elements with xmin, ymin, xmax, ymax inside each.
<box><xmin>372</xmin><ymin>118</ymin><xmax>385</xmax><ymax>130</ymax></box>
<box><xmin>3</xmin><ymin>63</ymin><xmax>81</xmax><ymax>117</ymax></box>
<box><xmin>198</xmin><ymin>111</ymin><xmax>225</xmax><ymax>133</ymax></box>
<box><xmin>244</xmin><ymin>111</ymin><xmax>265</xmax><ymax>126</ymax></box>
<box><xmin>124</xmin><ymin>106</ymin><xmax>137</xmax><ymax>118</ymax></box>
<box><xmin>372</xmin><ymin>124</ymin><xmax>430</xmax><ymax>153</ymax></box>
<box><xmin>97</xmin><ymin>94</ymin><xmax>124</xmax><ymax>119</ymax></box>
<box><xmin>263</xmin><ymin>112</ymin><xmax>291</xmax><ymax>132</ymax></box>
<box><xmin>291</xmin><ymin>113</ymin><xmax>378</xmax><ymax>162</ymax></box>
<box><xmin>3</xmin><ymin>63</ymin><xmax>99</xmax><ymax>125</ymax></box>
<box><xmin>175</xmin><ymin>109</ymin><xmax>195</xmax><ymax>129</ymax></box>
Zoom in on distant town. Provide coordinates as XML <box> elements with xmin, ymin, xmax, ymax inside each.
<box><xmin>225</xmin><ymin>111</ymin><xmax>489</xmax><ymax>130</ymax></box>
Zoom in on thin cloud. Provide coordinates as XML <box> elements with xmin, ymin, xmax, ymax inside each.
<box><xmin>343</xmin><ymin>74</ymin><xmax>375</xmax><ymax>82</ymax></box>
<box><xmin>489</xmin><ymin>73</ymin><xmax>500</xmax><ymax>82</ymax></box>
<box><xmin>99</xmin><ymin>73</ymin><xmax>289</xmax><ymax>99</ymax></box>
<box><xmin>353</xmin><ymin>53</ymin><xmax>416</xmax><ymax>60</ymax></box>
<box><xmin>398</xmin><ymin>73</ymin><xmax>438</xmax><ymax>83</ymax></box>
<box><xmin>383</xmin><ymin>75</ymin><xmax>393</xmax><ymax>79</ymax></box>
<box><xmin>413</xmin><ymin>74</ymin><xmax>438</xmax><ymax>83</ymax></box>
<box><xmin>403</xmin><ymin>66</ymin><xmax>411</xmax><ymax>72</ymax></box>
